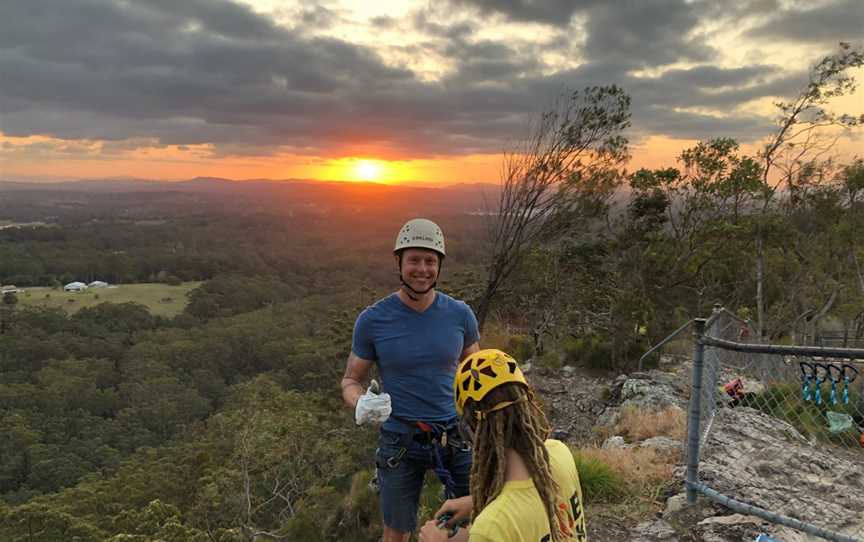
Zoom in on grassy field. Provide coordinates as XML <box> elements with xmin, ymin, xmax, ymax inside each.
<box><xmin>15</xmin><ymin>282</ymin><xmax>202</xmax><ymax>317</ymax></box>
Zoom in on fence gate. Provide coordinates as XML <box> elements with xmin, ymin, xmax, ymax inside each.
<box><xmin>684</xmin><ymin>308</ymin><xmax>864</xmax><ymax>542</ymax></box>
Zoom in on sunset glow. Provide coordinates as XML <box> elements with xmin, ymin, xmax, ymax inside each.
<box><xmin>354</xmin><ymin>160</ymin><xmax>384</xmax><ymax>182</ymax></box>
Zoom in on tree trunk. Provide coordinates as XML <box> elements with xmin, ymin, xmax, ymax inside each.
<box><xmin>475</xmin><ymin>282</ymin><xmax>496</xmax><ymax>332</ymax></box>
<box><xmin>809</xmin><ymin>288</ymin><xmax>840</xmax><ymax>346</ymax></box>
<box><xmin>755</xmin><ymin>231</ymin><xmax>765</xmax><ymax>340</ymax></box>
<box><xmin>853</xmin><ymin>251</ymin><xmax>864</xmax><ymax>296</ymax></box>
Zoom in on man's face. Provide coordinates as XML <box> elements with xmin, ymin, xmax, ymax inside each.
<box><xmin>398</xmin><ymin>248</ymin><xmax>440</xmax><ymax>291</ymax></box>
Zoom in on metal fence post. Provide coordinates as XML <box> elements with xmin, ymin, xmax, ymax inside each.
<box><xmin>686</xmin><ymin>318</ymin><xmax>707</xmax><ymax>504</ymax></box>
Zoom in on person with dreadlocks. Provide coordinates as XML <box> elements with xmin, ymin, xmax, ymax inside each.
<box><xmin>341</xmin><ymin>218</ymin><xmax>480</xmax><ymax>542</ymax></box>
<box><xmin>418</xmin><ymin>349</ymin><xmax>587</xmax><ymax>542</ymax></box>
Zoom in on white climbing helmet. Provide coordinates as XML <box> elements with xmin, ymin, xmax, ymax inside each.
<box><xmin>394</xmin><ymin>218</ymin><xmax>445</xmax><ymax>258</ymax></box>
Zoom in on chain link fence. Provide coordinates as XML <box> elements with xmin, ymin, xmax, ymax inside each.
<box><xmin>685</xmin><ymin>308</ymin><xmax>864</xmax><ymax>542</ymax></box>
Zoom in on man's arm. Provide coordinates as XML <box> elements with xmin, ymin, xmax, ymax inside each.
<box><xmin>341</xmin><ymin>351</ymin><xmax>374</xmax><ymax>409</ymax></box>
<box><xmin>460</xmin><ymin>341</ymin><xmax>480</xmax><ymax>361</ymax></box>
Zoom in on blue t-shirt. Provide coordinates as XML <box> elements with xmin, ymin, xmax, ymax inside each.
<box><xmin>352</xmin><ymin>292</ymin><xmax>480</xmax><ymax>433</ymax></box>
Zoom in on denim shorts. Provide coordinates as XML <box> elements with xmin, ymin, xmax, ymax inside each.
<box><xmin>375</xmin><ymin>427</ymin><xmax>472</xmax><ymax>533</ymax></box>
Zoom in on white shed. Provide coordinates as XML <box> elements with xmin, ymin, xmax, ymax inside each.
<box><xmin>64</xmin><ymin>281</ymin><xmax>88</xmax><ymax>292</ymax></box>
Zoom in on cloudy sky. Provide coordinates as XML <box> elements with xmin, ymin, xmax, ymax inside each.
<box><xmin>1</xmin><ymin>0</ymin><xmax>862</xmax><ymax>184</ymax></box>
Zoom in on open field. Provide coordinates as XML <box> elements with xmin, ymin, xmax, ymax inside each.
<box><xmin>15</xmin><ymin>282</ymin><xmax>201</xmax><ymax>317</ymax></box>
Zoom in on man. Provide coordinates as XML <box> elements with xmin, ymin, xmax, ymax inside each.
<box><xmin>341</xmin><ymin>218</ymin><xmax>481</xmax><ymax>542</ymax></box>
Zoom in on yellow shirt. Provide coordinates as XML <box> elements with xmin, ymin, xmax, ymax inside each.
<box><xmin>468</xmin><ymin>439</ymin><xmax>587</xmax><ymax>542</ymax></box>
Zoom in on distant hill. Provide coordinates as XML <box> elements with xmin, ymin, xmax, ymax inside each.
<box><xmin>0</xmin><ymin>177</ymin><xmax>501</xmax><ymax>223</ymax></box>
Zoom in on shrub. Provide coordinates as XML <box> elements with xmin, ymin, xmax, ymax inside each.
<box><xmin>506</xmin><ymin>334</ymin><xmax>534</xmax><ymax>362</ymax></box>
<box><xmin>563</xmin><ymin>333</ymin><xmax>612</xmax><ymax>369</ymax></box>
<box><xmin>572</xmin><ymin>450</ymin><xmax>627</xmax><ymax>504</ymax></box>
<box><xmin>744</xmin><ymin>382</ymin><xmax>862</xmax><ymax>448</ymax></box>
<box><xmin>564</xmin><ymin>332</ymin><xmax>650</xmax><ymax>371</ymax></box>
<box><xmin>573</xmin><ymin>446</ymin><xmax>675</xmax><ymax>505</ymax></box>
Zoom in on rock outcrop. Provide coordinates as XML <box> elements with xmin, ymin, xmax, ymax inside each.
<box><xmin>610</xmin><ymin>369</ymin><xmax>864</xmax><ymax>541</ymax></box>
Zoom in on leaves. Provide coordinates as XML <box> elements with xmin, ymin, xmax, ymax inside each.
<box><xmin>477</xmin><ymin>85</ymin><xmax>631</xmax><ymax>329</ymax></box>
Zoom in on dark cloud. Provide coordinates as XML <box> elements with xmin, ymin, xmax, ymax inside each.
<box><xmin>444</xmin><ymin>0</ymin><xmax>597</xmax><ymax>25</ymax></box>
<box><xmin>520</xmin><ymin>62</ymin><xmax>795</xmax><ymax>141</ymax></box>
<box><xmin>657</xmin><ymin>65</ymin><xmax>775</xmax><ymax>89</ymax></box>
<box><xmin>450</xmin><ymin>0</ymin><xmax>715</xmax><ymax>67</ymax></box>
<box><xmin>581</xmin><ymin>0</ymin><xmax>715</xmax><ymax>67</ymax></box>
<box><xmin>298</xmin><ymin>5</ymin><xmax>341</xmax><ymax>29</ymax></box>
<box><xmin>746</xmin><ymin>0</ymin><xmax>864</xmax><ymax>43</ymax></box>
<box><xmin>412</xmin><ymin>10</ymin><xmax>476</xmax><ymax>40</ymax></box>
<box><xmin>700</xmin><ymin>0</ymin><xmax>780</xmax><ymax>20</ymax></box>
<box><xmin>443</xmin><ymin>39</ymin><xmax>545</xmax><ymax>84</ymax></box>
<box><xmin>0</xmin><ymin>0</ymin><xmax>829</xmax><ymax>160</ymax></box>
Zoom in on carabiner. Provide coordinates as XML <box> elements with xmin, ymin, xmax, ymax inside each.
<box><xmin>800</xmin><ymin>362</ymin><xmax>815</xmax><ymax>402</ymax></box>
<box><xmin>827</xmin><ymin>364</ymin><xmax>844</xmax><ymax>406</ymax></box>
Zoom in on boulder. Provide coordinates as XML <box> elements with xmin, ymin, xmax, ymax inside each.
<box><xmin>638</xmin><ymin>436</ymin><xmax>681</xmax><ymax>453</ymax></box>
<box><xmin>630</xmin><ymin>519</ymin><xmax>679</xmax><ymax>541</ymax></box>
<box><xmin>602</xmin><ymin>436</ymin><xmax>627</xmax><ymax>449</ymax></box>
<box><xmin>619</xmin><ymin>371</ymin><xmax>688</xmax><ymax>411</ymax></box>
<box><xmin>697</xmin><ymin>407</ymin><xmax>864</xmax><ymax>540</ymax></box>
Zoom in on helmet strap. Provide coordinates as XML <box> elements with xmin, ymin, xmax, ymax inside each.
<box><xmin>473</xmin><ymin>396</ymin><xmax>528</xmax><ymax>422</ymax></box>
<box><xmin>400</xmin><ymin>276</ymin><xmax>436</xmax><ymax>299</ymax></box>
<box><xmin>396</xmin><ymin>252</ymin><xmax>442</xmax><ymax>301</ymax></box>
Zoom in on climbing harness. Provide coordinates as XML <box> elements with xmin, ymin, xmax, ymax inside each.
<box><xmin>387</xmin><ymin>417</ymin><xmax>467</xmax><ymax>499</ymax></box>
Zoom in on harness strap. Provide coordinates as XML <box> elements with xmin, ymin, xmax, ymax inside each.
<box><xmin>391</xmin><ymin>417</ymin><xmax>460</xmax><ymax>498</ymax></box>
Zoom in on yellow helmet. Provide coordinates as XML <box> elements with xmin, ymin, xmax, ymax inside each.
<box><xmin>454</xmin><ymin>349</ymin><xmax>528</xmax><ymax>416</ymax></box>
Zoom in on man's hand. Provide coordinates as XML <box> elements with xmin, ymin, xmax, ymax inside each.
<box><xmin>418</xmin><ymin>520</ymin><xmax>449</xmax><ymax>542</ymax></box>
<box><xmin>435</xmin><ymin>495</ymin><xmax>472</xmax><ymax>528</ymax></box>
<box><xmin>354</xmin><ymin>379</ymin><xmax>391</xmax><ymax>425</ymax></box>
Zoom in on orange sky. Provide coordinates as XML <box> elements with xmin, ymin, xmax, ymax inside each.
<box><xmin>2</xmin><ymin>131</ymin><xmax>858</xmax><ymax>186</ymax></box>
<box><xmin>0</xmin><ymin>135</ymin><xmax>698</xmax><ymax>184</ymax></box>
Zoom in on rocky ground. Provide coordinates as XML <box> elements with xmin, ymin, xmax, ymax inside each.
<box><xmin>527</xmin><ymin>359</ymin><xmax>864</xmax><ymax>542</ymax></box>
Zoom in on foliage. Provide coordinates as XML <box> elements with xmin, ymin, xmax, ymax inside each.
<box><xmin>185</xmin><ymin>274</ymin><xmax>303</xmax><ymax>320</ymax></box>
<box><xmin>744</xmin><ymin>383</ymin><xmax>863</xmax><ymax>448</ymax></box>
<box><xmin>0</xmin><ymin>44</ymin><xmax>862</xmax><ymax>541</ymax></box>
<box><xmin>0</xmin><ymin>375</ymin><xmax>375</xmax><ymax>541</ymax></box>
<box><xmin>476</xmin><ymin>85</ymin><xmax>631</xmax><ymax>329</ymax></box>
<box><xmin>571</xmin><ymin>451</ymin><xmax>627</xmax><ymax>504</ymax></box>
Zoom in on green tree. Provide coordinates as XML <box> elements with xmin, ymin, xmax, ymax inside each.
<box><xmin>477</xmin><ymin>85</ymin><xmax>631</xmax><ymax>329</ymax></box>
<box><xmin>755</xmin><ymin>43</ymin><xmax>864</xmax><ymax>337</ymax></box>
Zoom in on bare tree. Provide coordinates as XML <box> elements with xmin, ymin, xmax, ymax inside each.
<box><xmin>475</xmin><ymin>86</ymin><xmax>631</xmax><ymax>330</ymax></box>
<box><xmin>754</xmin><ymin>42</ymin><xmax>864</xmax><ymax>337</ymax></box>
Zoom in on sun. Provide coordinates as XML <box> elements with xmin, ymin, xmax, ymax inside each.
<box><xmin>354</xmin><ymin>159</ymin><xmax>384</xmax><ymax>181</ymax></box>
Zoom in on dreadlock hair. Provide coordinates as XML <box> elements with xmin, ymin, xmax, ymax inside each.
<box><xmin>464</xmin><ymin>382</ymin><xmax>563</xmax><ymax>542</ymax></box>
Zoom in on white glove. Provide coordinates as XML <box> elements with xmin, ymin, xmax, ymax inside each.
<box><xmin>355</xmin><ymin>379</ymin><xmax>392</xmax><ymax>425</ymax></box>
